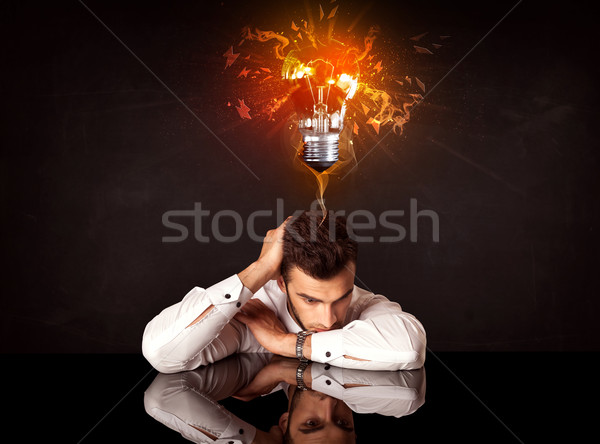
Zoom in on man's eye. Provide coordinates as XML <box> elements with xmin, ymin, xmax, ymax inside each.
<box><xmin>305</xmin><ymin>419</ymin><xmax>319</xmax><ymax>427</ymax></box>
<box><xmin>305</xmin><ymin>298</ymin><xmax>316</xmax><ymax>304</ymax></box>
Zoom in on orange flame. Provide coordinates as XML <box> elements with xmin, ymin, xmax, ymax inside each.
<box><xmin>224</xmin><ymin>4</ymin><xmax>441</xmax><ymax>214</ymax></box>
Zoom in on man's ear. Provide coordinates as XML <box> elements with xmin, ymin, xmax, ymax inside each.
<box><xmin>278</xmin><ymin>411</ymin><xmax>289</xmax><ymax>433</ymax></box>
<box><xmin>277</xmin><ymin>275</ymin><xmax>286</xmax><ymax>294</ymax></box>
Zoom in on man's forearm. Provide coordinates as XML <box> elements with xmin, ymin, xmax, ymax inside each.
<box><xmin>273</xmin><ymin>334</ymin><xmax>311</xmax><ymax>359</ymax></box>
<box><xmin>143</xmin><ymin>273</ymin><xmax>254</xmax><ymax>372</ymax></box>
<box><xmin>237</xmin><ymin>260</ymin><xmax>276</xmax><ymax>294</ymax></box>
<box><xmin>186</xmin><ymin>261</ymin><xmax>274</xmax><ymax>328</ymax></box>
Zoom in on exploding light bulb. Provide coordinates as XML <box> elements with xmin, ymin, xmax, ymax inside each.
<box><xmin>282</xmin><ymin>40</ymin><xmax>359</xmax><ymax>172</ymax></box>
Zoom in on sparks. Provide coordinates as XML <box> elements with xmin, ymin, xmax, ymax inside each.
<box><xmin>223</xmin><ymin>46</ymin><xmax>239</xmax><ymax>69</ymax></box>
<box><xmin>236</xmin><ymin>99</ymin><xmax>252</xmax><ymax>119</ymax></box>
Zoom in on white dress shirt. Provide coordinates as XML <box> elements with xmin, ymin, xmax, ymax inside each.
<box><xmin>144</xmin><ymin>353</ymin><xmax>426</xmax><ymax>444</ymax></box>
<box><xmin>142</xmin><ymin>274</ymin><xmax>426</xmax><ymax>373</ymax></box>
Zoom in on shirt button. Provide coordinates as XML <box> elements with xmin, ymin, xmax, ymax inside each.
<box><xmin>239</xmin><ymin>428</ymin><xmax>244</xmax><ymax>434</ymax></box>
<box><xmin>225</xmin><ymin>293</ymin><xmax>231</xmax><ymax>299</ymax></box>
<box><xmin>326</xmin><ymin>379</ymin><xmax>331</xmax><ymax>385</ymax></box>
<box><xmin>324</xmin><ymin>364</ymin><xmax>331</xmax><ymax>370</ymax></box>
<box><xmin>236</xmin><ymin>302</ymin><xmax>241</xmax><ymax>308</ymax></box>
<box><xmin>325</xmin><ymin>351</ymin><xmax>331</xmax><ymax>357</ymax></box>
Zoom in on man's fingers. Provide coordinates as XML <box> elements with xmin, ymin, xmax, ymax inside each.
<box><xmin>244</xmin><ymin>298</ymin><xmax>267</xmax><ymax>313</ymax></box>
<box><xmin>265</xmin><ymin>216</ymin><xmax>292</xmax><ymax>241</ymax></box>
<box><xmin>249</xmin><ymin>298</ymin><xmax>266</xmax><ymax>307</ymax></box>
<box><xmin>236</xmin><ymin>299</ymin><xmax>266</xmax><ymax>318</ymax></box>
<box><xmin>234</xmin><ymin>312</ymin><xmax>250</xmax><ymax>324</ymax></box>
<box><xmin>280</xmin><ymin>216</ymin><xmax>292</xmax><ymax>229</ymax></box>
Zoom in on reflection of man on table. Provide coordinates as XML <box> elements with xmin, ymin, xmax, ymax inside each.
<box><xmin>143</xmin><ymin>211</ymin><xmax>426</xmax><ymax>373</ymax></box>
<box><xmin>144</xmin><ymin>353</ymin><xmax>426</xmax><ymax>444</ymax></box>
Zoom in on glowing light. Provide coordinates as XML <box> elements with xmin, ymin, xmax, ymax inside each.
<box><xmin>228</xmin><ymin>10</ymin><xmax>426</xmax><ymax>213</ymax></box>
<box><xmin>282</xmin><ymin>40</ymin><xmax>361</xmax><ymax>173</ymax></box>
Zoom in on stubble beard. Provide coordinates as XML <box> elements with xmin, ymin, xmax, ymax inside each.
<box><xmin>285</xmin><ymin>281</ymin><xmax>308</xmax><ymax>331</ymax></box>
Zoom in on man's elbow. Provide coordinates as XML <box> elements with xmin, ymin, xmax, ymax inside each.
<box><xmin>141</xmin><ymin>333</ymin><xmax>189</xmax><ymax>374</ymax></box>
<box><xmin>408</xmin><ymin>322</ymin><xmax>427</xmax><ymax>369</ymax></box>
<box><xmin>411</xmin><ymin>330</ymin><xmax>427</xmax><ymax>368</ymax></box>
<box><xmin>402</xmin><ymin>347</ymin><xmax>426</xmax><ymax>370</ymax></box>
<box><xmin>142</xmin><ymin>342</ymin><xmax>176</xmax><ymax>374</ymax></box>
<box><xmin>392</xmin><ymin>315</ymin><xmax>427</xmax><ymax>370</ymax></box>
<box><xmin>387</xmin><ymin>348</ymin><xmax>425</xmax><ymax>371</ymax></box>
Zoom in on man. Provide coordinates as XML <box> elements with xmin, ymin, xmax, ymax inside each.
<box><xmin>142</xmin><ymin>211</ymin><xmax>426</xmax><ymax>374</ymax></box>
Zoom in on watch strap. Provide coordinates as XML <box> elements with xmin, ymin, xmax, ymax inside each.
<box><xmin>296</xmin><ymin>330</ymin><xmax>313</xmax><ymax>362</ymax></box>
<box><xmin>296</xmin><ymin>360</ymin><xmax>310</xmax><ymax>390</ymax></box>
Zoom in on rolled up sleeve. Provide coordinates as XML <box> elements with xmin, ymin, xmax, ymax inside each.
<box><xmin>142</xmin><ymin>274</ymin><xmax>255</xmax><ymax>373</ymax></box>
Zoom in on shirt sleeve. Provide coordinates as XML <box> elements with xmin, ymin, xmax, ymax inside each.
<box><xmin>309</xmin><ymin>294</ymin><xmax>427</xmax><ymax>371</ymax></box>
<box><xmin>144</xmin><ymin>355</ymin><xmax>265</xmax><ymax>444</ymax></box>
<box><xmin>142</xmin><ymin>274</ymin><xmax>256</xmax><ymax>373</ymax></box>
<box><xmin>310</xmin><ymin>363</ymin><xmax>426</xmax><ymax>418</ymax></box>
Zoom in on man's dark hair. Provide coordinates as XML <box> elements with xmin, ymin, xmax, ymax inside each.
<box><xmin>281</xmin><ymin>210</ymin><xmax>358</xmax><ymax>283</ymax></box>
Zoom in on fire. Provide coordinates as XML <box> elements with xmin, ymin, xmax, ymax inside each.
<box><xmin>220</xmin><ymin>2</ymin><xmax>447</xmax><ymax>212</ymax></box>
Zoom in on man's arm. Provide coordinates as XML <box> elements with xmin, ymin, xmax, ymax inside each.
<box><xmin>310</xmin><ymin>363</ymin><xmax>427</xmax><ymax>417</ymax></box>
<box><xmin>144</xmin><ymin>354</ymin><xmax>280</xmax><ymax>443</ymax></box>
<box><xmin>184</xmin><ymin>260</ymin><xmax>279</xmax><ymax>329</ymax></box>
<box><xmin>141</xmin><ymin>273</ymin><xmax>253</xmax><ymax>373</ymax></box>
<box><xmin>141</xmin><ymin>219</ymin><xmax>289</xmax><ymax>373</ymax></box>
<box><xmin>235</xmin><ymin>292</ymin><xmax>426</xmax><ymax>371</ymax></box>
<box><xmin>309</xmin><ymin>294</ymin><xmax>427</xmax><ymax>370</ymax></box>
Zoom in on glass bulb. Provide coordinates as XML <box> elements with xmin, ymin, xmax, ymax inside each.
<box><xmin>282</xmin><ymin>40</ymin><xmax>359</xmax><ymax>172</ymax></box>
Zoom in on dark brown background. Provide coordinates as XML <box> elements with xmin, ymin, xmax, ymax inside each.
<box><xmin>2</xmin><ymin>0</ymin><xmax>598</xmax><ymax>352</ymax></box>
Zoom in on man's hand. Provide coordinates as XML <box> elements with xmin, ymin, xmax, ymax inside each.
<box><xmin>234</xmin><ymin>299</ymin><xmax>296</xmax><ymax>357</ymax></box>
<box><xmin>233</xmin><ymin>356</ymin><xmax>303</xmax><ymax>401</ymax></box>
<box><xmin>255</xmin><ymin>216</ymin><xmax>290</xmax><ymax>281</ymax></box>
<box><xmin>237</xmin><ymin>217</ymin><xmax>291</xmax><ymax>294</ymax></box>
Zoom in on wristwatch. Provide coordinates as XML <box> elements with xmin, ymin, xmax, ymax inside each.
<box><xmin>296</xmin><ymin>330</ymin><xmax>313</xmax><ymax>362</ymax></box>
<box><xmin>296</xmin><ymin>360</ymin><xmax>310</xmax><ymax>390</ymax></box>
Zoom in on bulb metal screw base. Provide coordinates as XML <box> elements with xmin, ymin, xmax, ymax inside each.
<box><xmin>300</xmin><ymin>132</ymin><xmax>340</xmax><ymax>172</ymax></box>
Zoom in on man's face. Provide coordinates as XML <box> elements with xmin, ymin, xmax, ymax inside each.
<box><xmin>277</xmin><ymin>262</ymin><xmax>355</xmax><ymax>332</ymax></box>
<box><xmin>280</xmin><ymin>389</ymin><xmax>356</xmax><ymax>443</ymax></box>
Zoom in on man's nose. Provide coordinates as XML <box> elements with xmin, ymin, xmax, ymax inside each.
<box><xmin>320</xmin><ymin>304</ymin><xmax>337</xmax><ymax>328</ymax></box>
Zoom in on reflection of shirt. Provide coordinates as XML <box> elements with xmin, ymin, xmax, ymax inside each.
<box><xmin>144</xmin><ymin>354</ymin><xmax>269</xmax><ymax>444</ymax></box>
<box><xmin>144</xmin><ymin>353</ymin><xmax>426</xmax><ymax>444</ymax></box>
<box><xmin>142</xmin><ymin>274</ymin><xmax>426</xmax><ymax>373</ymax></box>
<box><xmin>310</xmin><ymin>364</ymin><xmax>426</xmax><ymax>418</ymax></box>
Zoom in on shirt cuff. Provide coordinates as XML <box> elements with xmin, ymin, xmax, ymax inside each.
<box><xmin>205</xmin><ymin>274</ymin><xmax>255</xmax><ymax>319</ymax></box>
<box><xmin>310</xmin><ymin>363</ymin><xmax>345</xmax><ymax>399</ymax></box>
<box><xmin>310</xmin><ymin>330</ymin><xmax>344</xmax><ymax>363</ymax></box>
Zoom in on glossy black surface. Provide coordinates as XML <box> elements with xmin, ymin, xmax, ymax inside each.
<box><xmin>4</xmin><ymin>352</ymin><xmax>595</xmax><ymax>442</ymax></box>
